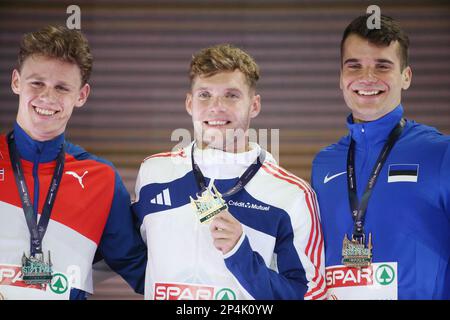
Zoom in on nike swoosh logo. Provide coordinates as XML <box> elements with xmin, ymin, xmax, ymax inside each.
<box><xmin>324</xmin><ymin>171</ymin><xmax>346</xmax><ymax>184</ymax></box>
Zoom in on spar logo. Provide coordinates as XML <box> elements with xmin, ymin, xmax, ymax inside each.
<box><xmin>50</xmin><ymin>273</ymin><xmax>69</xmax><ymax>294</ymax></box>
<box><xmin>326</xmin><ymin>265</ymin><xmax>374</xmax><ymax>288</ymax></box>
<box><xmin>154</xmin><ymin>283</ymin><xmax>236</xmax><ymax>300</ymax></box>
<box><xmin>0</xmin><ymin>265</ymin><xmax>69</xmax><ymax>294</ymax></box>
<box><xmin>0</xmin><ymin>265</ymin><xmax>45</xmax><ymax>291</ymax></box>
<box><xmin>375</xmin><ymin>264</ymin><xmax>395</xmax><ymax>285</ymax></box>
<box><xmin>326</xmin><ymin>264</ymin><xmax>397</xmax><ymax>288</ymax></box>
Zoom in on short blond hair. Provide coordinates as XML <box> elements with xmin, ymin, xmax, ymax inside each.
<box><xmin>189</xmin><ymin>44</ymin><xmax>260</xmax><ymax>90</ymax></box>
<box><xmin>18</xmin><ymin>25</ymin><xmax>93</xmax><ymax>86</ymax></box>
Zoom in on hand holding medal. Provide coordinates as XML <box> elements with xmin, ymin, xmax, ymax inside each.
<box><xmin>209</xmin><ymin>210</ymin><xmax>243</xmax><ymax>255</ymax></box>
<box><xmin>190</xmin><ymin>143</ymin><xmax>264</xmax><ymax>254</ymax></box>
<box><xmin>190</xmin><ymin>184</ymin><xmax>228</xmax><ymax>224</ymax></box>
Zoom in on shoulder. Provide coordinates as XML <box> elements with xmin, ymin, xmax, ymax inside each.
<box><xmin>141</xmin><ymin>148</ymin><xmax>187</xmax><ymax>166</ymax></box>
<box><xmin>139</xmin><ymin>148</ymin><xmax>188</xmax><ymax>174</ymax></box>
<box><xmin>136</xmin><ymin>147</ymin><xmax>190</xmax><ymax>187</ymax></box>
<box><xmin>400</xmin><ymin>121</ymin><xmax>450</xmax><ymax>163</ymax></box>
<box><xmin>65</xmin><ymin>141</ymin><xmax>115</xmax><ymax>170</ymax></box>
<box><xmin>313</xmin><ymin>135</ymin><xmax>349</xmax><ymax>166</ymax></box>
<box><xmin>260</xmin><ymin>160</ymin><xmax>315</xmax><ymax>199</ymax></box>
<box><xmin>256</xmin><ymin>160</ymin><xmax>319</xmax><ymax>224</ymax></box>
<box><xmin>403</xmin><ymin>121</ymin><xmax>450</xmax><ymax>146</ymax></box>
<box><xmin>64</xmin><ymin>141</ymin><xmax>121</xmax><ymax>190</ymax></box>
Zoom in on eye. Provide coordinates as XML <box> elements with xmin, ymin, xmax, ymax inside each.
<box><xmin>198</xmin><ymin>91</ymin><xmax>211</xmax><ymax>99</ymax></box>
<box><xmin>31</xmin><ymin>81</ymin><xmax>44</xmax><ymax>87</ymax></box>
<box><xmin>56</xmin><ymin>85</ymin><xmax>69</xmax><ymax>92</ymax></box>
<box><xmin>225</xmin><ymin>92</ymin><xmax>239</xmax><ymax>99</ymax></box>
<box><xmin>347</xmin><ymin>64</ymin><xmax>361</xmax><ymax>70</ymax></box>
<box><xmin>377</xmin><ymin>64</ymin><xmax>391</xmax><ymax>70</ymax></box>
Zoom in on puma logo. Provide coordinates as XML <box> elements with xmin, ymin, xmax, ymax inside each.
<box><xmin>65</xmin><ymin>171</ymin><xmax>88</xmax><ymax>189</ymax></box>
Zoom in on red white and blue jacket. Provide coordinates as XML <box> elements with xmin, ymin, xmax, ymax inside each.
<box><xmin>0</xmin><ymin>123</ymin><xmax>147</xmax><ymax>299</ymax></box>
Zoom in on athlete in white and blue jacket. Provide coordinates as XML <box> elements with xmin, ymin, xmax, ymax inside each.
<box><xmin>133</xmin><ymin>44</ymin><xmax>326</xmax><ymax>300</ymax></box>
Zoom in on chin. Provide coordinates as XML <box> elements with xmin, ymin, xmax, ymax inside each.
<box><xmin>201</xmin><ymin>138</ymin><xmax>225</xmax><ymax>150</ymax></box>
<box><xmin>353</xmin><ymin>109</ymin><xmax>386</xmax><ymax>122</ymax></box>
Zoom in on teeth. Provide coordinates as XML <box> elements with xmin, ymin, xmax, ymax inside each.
<box><xmin>34</xmin><ymin>107</ymin><xmax>56</xmax><ymax>116</ymax></box>
<box><xmin>207</xmin><ymin>121</ymin><xmax>228</xmax><ymax>126</ymax></box>
<box><xmin>357</xmin><ymin>90</ymin><xmax>381</xmax><ymax>96</ymax></box>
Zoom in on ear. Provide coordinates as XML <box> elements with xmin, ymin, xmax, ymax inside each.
<box><xmin>339</xmin><ymin>70</ymin><xmax>344</xmax><ymax>91</ymax></box>
<box><xmin>11</xmin><ymin>69</ymin><xmax>21</xmax><ymax>95</ymax></box>
<box><xmin>249</xmin><ymin>94</ymin><xmax>261</xmax><ymax>119</ymax></box>
<box><xmin>185</xmin><ymin>92</ymin><xmax>193</xmax><ymax>116</ymax></box>
<box><xmin>401</xmin><ymin>66</ymin><xmax>412</xmax><ymax>90</ymax></box>
<box><xmin>74</xmin><ymin>83</ymin><xmax>90</xmax><ymax>108</ymax></box>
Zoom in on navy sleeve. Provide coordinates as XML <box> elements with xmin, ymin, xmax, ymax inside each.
<box><xmin>97</xmin><ymin>171</ymin><xmax>147</xmax><ymax>294</ymax></box>
<box><xmin>70</xmin><ymin>288</ymin><xmax>87</xmax><ymax>300</ymax></box>
<box><xmin>224</xmin><ymin>206</ymin><xmax>313</xmax><ymax>300</ymax></box>
<box><xmin>224</xmin><ymin>233</ymin><xmax>308</xmax><ymax>300</ymax></box>
<box><xmin>441</xmin><ymin>142</ymin><xmax>450</xmax><ymax>218</ymax></box>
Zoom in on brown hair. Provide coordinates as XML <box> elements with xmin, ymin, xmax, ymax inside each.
<box><xmin>189</xmin><ymin>44</ymin><xmax>260</xmax><ymax>90</ymax></box>
<box><xmin>341</xmin><ymin>14</ymin><xmax>410</xmax><ymax>70</ymax></box>
<box><xmin>18</xmin><ymin>25</ymin><xmax>93</xmax><ymax>86</ymax></box>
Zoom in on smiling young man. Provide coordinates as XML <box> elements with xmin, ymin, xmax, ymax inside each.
<box><xmin>311</xmin><ymin>15</ymin><xmax>450</xmax><ymax>299</ymax></box>
<box><xmin>0</xmin><ymin>25</ymin><xmax>146</xmax><ymax>299</ymax></box>
<box><xmin>132</xmin><ymin>44</ymin><xmax>326</xmax><ymax>300</ymax></box>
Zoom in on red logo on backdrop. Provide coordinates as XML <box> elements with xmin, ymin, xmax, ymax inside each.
<box><xmin>154</xmin><ymin>283</ymin><xmax>215</xmax><ymax>300</ymax></box>
<box><xmin>326</xmin><ymin>265</ymin><xmax>374</xmax><ymax>288</ymax></box>
<box><xmin>0</xmin><ymin>168</ymin><xmax>4</xmax><ymax>181</ymax></box>
<box><xmin>0</xmin><ymin>265</ymin><xmax>46</xmax><ymax>291</ymax></box>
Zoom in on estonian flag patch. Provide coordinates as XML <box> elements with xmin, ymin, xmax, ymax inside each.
<box><xmin>388</xmin><ymin>164</ymin><xmax>419</xmax><ymax>183</ymax></box>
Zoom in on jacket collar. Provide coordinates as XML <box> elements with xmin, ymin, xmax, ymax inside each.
<box><xmin>13</xmin><ymin>122</ymin><xmax>65</xmax><ymax>163</ymax></box>
<box><xmin>346</xmin><ymin>105</ymin><xmax>404</xmax><ymax>147</ymax></box>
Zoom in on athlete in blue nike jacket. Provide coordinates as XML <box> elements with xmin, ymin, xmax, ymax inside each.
<box><xmin>311</xmin><ymin>14</ymin><xmax>450</xmax><ymax>299</ymax></box>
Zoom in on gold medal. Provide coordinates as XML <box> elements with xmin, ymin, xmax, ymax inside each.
<box><xmin>341</xmin><ymin>233</ymin><xmax>373</xmax><ymax>268</ymax></box>
<box><xmin>190</xmin><ymin>184</ymin><xmax>228</xmax><ymax>224</ymax></box>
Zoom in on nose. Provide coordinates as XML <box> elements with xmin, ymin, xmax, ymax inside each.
<box><xmin>360</xmin><ymin>67</ymin><xmax>377</xmax><ymax>83</ymax></box>
<box><xmin>39</xmin><ymin>86</ymin><xmax>58</xmax><ymax>104</ymax></box>
<box><xmin>209</xmin><ymin>96</ymin><xmax>227</xmax><ymax>113</ymax></box>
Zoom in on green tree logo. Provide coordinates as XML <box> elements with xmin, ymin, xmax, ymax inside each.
<box><xmin>215</xmin><ymin>288</ymin><xmax>236</xmax><ymax>300</ymax></box>
<box><xmin>50</xmin><ymin>273</ymin><xmax>69</xmax><ymax>294</ymax></box>
<box><xmin>375</xmin><ymin>264</ymin><xmax>395</xmax><ymax>286</ymax></box>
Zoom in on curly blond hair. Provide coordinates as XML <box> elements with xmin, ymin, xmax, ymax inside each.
<box><xmin>189</xmin><ymin>44</ymin><xmax>260</xmax><ymax>90</ymax></box>
<box><xmin>18</xmin><ymin>25</ymin><xmax>93</xmax><ymax>86</ymax></box>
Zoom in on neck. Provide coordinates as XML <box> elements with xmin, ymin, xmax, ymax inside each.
<box><xmin>16</xmin><ymin>120</ymin><xmax>60</xmax><ymax>142</ymax></box>
<box><xmin>353</xmin><ymin>118</ymin><xmax>368</xmax><ymax>124</ymax></box>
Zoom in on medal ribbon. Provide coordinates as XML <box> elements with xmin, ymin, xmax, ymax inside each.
<box><xmin>7</xmin><ymin>131</ymin><xmax>65</xmax><ymax>256</ymax></box>
<box><xmin>191</xmin><ymin>143</ymin><xmax>266</xmax><ymax>197</ymax></box>
<box><xmin>347</xmin><ymin>118</ymin><xmax>406</xmax><ymax>240</ymax></box>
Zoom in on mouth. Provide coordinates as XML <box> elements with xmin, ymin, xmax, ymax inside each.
<box><xmin>353</xmin><ymin>89</ymin><xmax>385</xmax><ymax>97</ymax></box>
<box><xmin>203</xmin><ymin>120</ymin><xmax>231</xmax><ymax>127</ymax></box>
<box><xmin>33</xmin><ymin>105</ymin><xmax>59</xmax><ymax>117</ymax></box>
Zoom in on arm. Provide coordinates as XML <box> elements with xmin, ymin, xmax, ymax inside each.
<box><xmin>97</xmin><ymin>171</ymin><xmax>147</xmax><ymax>294</ymax></box>
<box><xmin>216</xmin><ymin>190</ymin><xmax>326</xmax><ymax>300</ymax></box>
<box><xmin>440</xmin><ymin>141</ymin><xmax>450</xmax><ymax>218</ymax></box>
